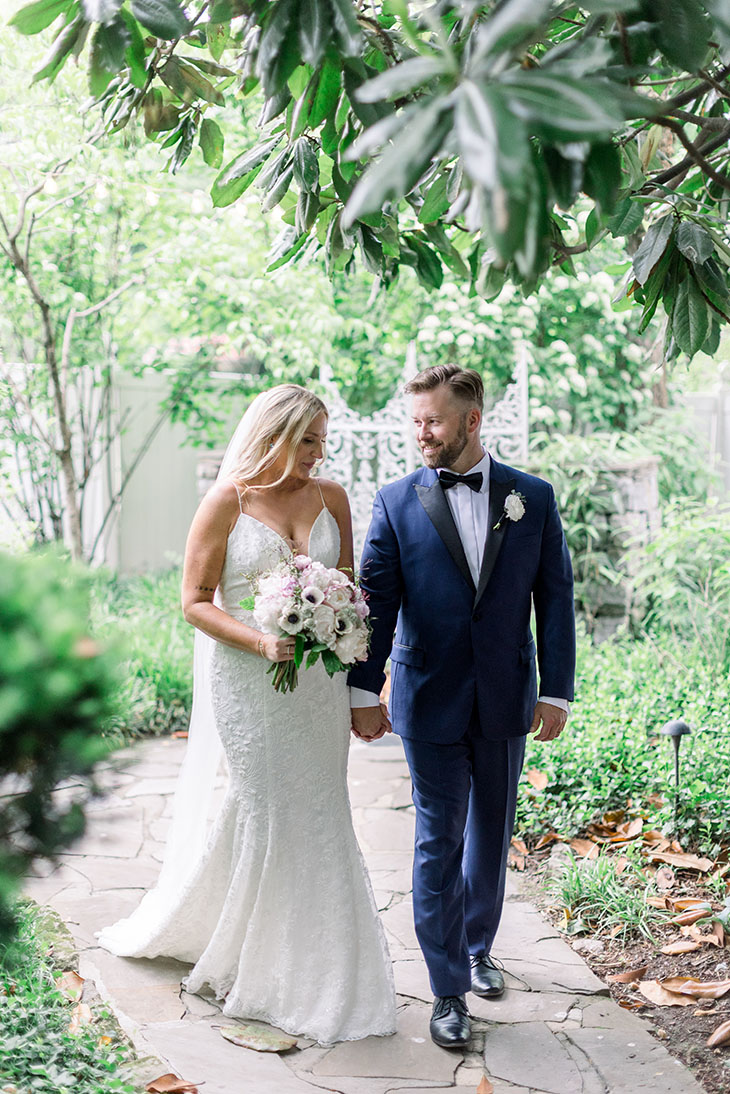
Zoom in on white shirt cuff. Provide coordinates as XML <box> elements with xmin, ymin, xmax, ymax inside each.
<box><xmin>539</xmin><ymin>696</ymin><xmax>570</xmax><ymax>713</ymax></box>
<box><xmin>349</xmin><ymin>687</ymin><xmax>381</xmax><ymax>708</ymax></box>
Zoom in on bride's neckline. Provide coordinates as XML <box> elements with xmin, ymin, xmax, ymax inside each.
<box><xmin>234</xmin><ymin>506</ymin><xmax>333</xmax><ymax>557</ymax></box>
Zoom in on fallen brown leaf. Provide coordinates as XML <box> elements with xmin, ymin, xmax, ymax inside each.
<box><xmin>670</xmin><ymin>906</ymin><xmax>713</xmax><ymax>927</ymax></box>
<box><xmin>649</xmin><ymin>852</ymin><xmax>713</xmax><ymax>872</ymax></box>
<box><xmin>68</xmin><ymin>1003</ymin><xmax>93</xmax><ymax>1034</ymax></box>
<box><xmin>607</xmin><ymin>965</ymin><xmax>649</xmax><ymax>984</ymax></box>
<box><xmin>670</xmin><ymin>897</ymin><xmax>714</xmax><ymax>912</ymax></box>
<box><xmin>618</xmin><ymin>999</ymin><xmax>646</xmax><ymax>1010</ymax></box>
<box><xmin>613</xmin><ymin>856</ymin><xmax>630</xmax><ymax>875</ymax></box>
<box><xmin>707</xmin><ymin>1019</ymin><xmax>730</xmax><ymax>1048</ymax></box>
<box><xmin>510</xmin><ymin>837</ymin><xmax>528</xmax><ymax>855</ymax></box>
<box><xmin>660</xmin><ymin>977</ymin><xmax>730</xmax><ymax>999</ymax></box>
<box><xmin>526</xmin><ymin>769</ymin><xmax>548</xmax><ymax>791</ymax></box>
<box><xmin>655</xmin><ymin>866</ymin><xmax>675</xmax><ymax>891</ymax></box>
<box><xmin>603</xmin><ymin>809</ymin><xmax>625</xmax><ymax>824</ymax></box>
<box><xmin>569</xmin><ymin>838</ymin><xmax>599</xmax><ymax>858</ymax></box>
<box><xmin>171</xmin><ymin>731</ymin><xmax>189</xmax><ymax>739</ymax></box>
<box><xmin>507</xmin><ymin>848</ymin><xmax>526</xmax><ymax>871</ymax></box>
<box><xmin>660</xmin><ymin>940</ymin><xmax>701</xmax><ymax>955</ymax></box>
<box><xmin>638</xmin><ymin>980</ymin><xmax>695</xmax><ymax>1007</ymax></box>
<box><xmin>711</xmin><ymin>921</ymin><xmax>725</xmax><ymax>947</ymax></box>
<box><xmin>646</xmin><ymin>793</ymin><xmax>665</xmax><ymax>808</ymax></box>
<box><xmin>56</xmin><ymin>971</ymin><xmax>84</xmax><ymax>1001</ymax></box>
<box><xmin>145</xmin><ymin>1076</ymin><xmax>198</xmax><ymax>1094</ymax></box>
<box><xmin>646</xmin><ymin>895</ymin><xmax>669</xmax><ymax>909</ymax></box>
<box><xmin>535</xmin><ymin>831</ymin><xmax>560</xmax><ymax>850</ymax></box>
<box><xmin>694</xmin><ymin>1006</ymin><xmax>717</xmax><ymax>1016</ymax></box>
<box><xmin>476</xmin><ymin>1078</ymin><xmax>494</xmax><ymax>1094</ymax></box>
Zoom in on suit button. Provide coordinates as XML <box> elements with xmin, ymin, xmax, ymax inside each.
<box><xmin>473</xmin><ymin>610</ymin><xmax>482</xmax><ymax>622</ymax></box>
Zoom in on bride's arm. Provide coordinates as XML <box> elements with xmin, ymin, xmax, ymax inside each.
<box><xmin>181</xmin><ymin>481</ymin><xmax>292</xmax><ymax>662</ymax></box>
<box><xmin>320</xmin><ymin>480</ymin><xmax>354</xmax><ymax>574</ymax></box>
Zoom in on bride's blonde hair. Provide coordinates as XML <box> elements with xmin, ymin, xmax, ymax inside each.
<box><xmin>228</xmin><ymin>384</ymin><xmax>328</xmax><ymax>488</ymax></box>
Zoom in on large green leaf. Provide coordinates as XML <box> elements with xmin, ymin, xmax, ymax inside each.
<box><xmin>672</xmin><ymin>273</ymin><xmax>710</xmax><ymax>357</ymax></box>
<box><xmin>676</xmin><ymin>221</ymin><xmax>714</xmax><ymax>266</ymax></box>
<box><xmin>211</xmin><ymin>136</ymin><xmax>282</xmax><ymax>206</ymax></box>
<box><xmin>342</xmin><ymin>98</ymin><xmax>452</xmax><ymax>227</ymax></box>
<box><xmin>10</xmin><ymin>0</ymin><xmax>72</xmax><ymax>35</ymax></box>
<box><xmin>647</xmin><ymin>0</ymin><xmax>709</xmax><ymax>69</ymax></box>
<box><xmin>456</xmin><ymin>81</ymin><xmax>529</xmax><ymax>194</ymax></box>
<box><xmin>298</xmin><ymin>0</ymin><xmax>331</xmax><ymax>67</ymax></box>
<box><xmin>705</xmin><ymin>0</ymin><xmax>730</xmax><ymax>49</ymax></box>
<box><xmin>89</xmin><ymin>18</ymin><xmax>129</xmax><ymax>95</ymax></box>
<box><xmin>356</xmin><ymin>56</ymin><xmax>445</xmax><ymax>103</ymax></box>
<box><xmin>257</xmin><ymin>0</ymin><xmax>297</xmax><ymax>96</ymax></box>
<box><xmin>418</xmin><ymin>172</ymin><xmax>450</xmax><ymax>224</ymax></box>
<box><xmin>293</xmin><ymin>137</ymin><xmax>319</xmax><ymax>192</ymax></box>
<box><xmin>636</xmin><ymin>239</ymin><xmax>675</xmax><ymax>333</ymax></box>
<box><xmin>129</xmin><ymin>0</ymin><xmax>189</xmax><ymax>39</ymax></box>
<box><xmin>309</xmin><ymin>55</ymin><xmax>341</xmax><ymax>128</ymax></box>
<box><xmin>119</xmin><ymin>9</ymin><xmax>147</xmax><ymax>89</ymax></box>
<box><xmin>329</xmin><ymin>0</ymin><xmax>361</xmax><ymax>58</ymax></box>
<box><xmin>81</xmin><ymin>0</ymin><xmax>122</xmax><ymax>22</ymax></box>
<box><xmin>607</xmin><ymin>196</ymin><xmax>643</xmax><ymax>238</ymax></box>
<box><xmin>501</xmin><ymin>73</ymin><xmax>628</xmax><ymax>142</ymax></box>
<box><xmin>267</xmin><ymin>227</ymin><xmax>309</xmax><ymax>271</ymax></box>
<box><xmin>159</xmin><ymin>57</ymin><xmax>225</xmax><ymax>105</ymax></box>
<box><xmin>582</xmin><ymin>142</ymin><xmax>621</xmax><ymax>215</ymax></box>
<box><xmin>632</xmin><ymin>215</ymin><xmax>674</xmax><ymax>286</ymax></box>
<box><xmin>470</xmin><ymin>0</ymin><xmax>552</xmax><ymax>70</ymax></box>
<box><xmin>32</xmin><ymin>15</ymin><xmax>85</xmax><ymax>83</ymax></box>
<box><xmin>199</xmin><ymin>118</ymin><xmax>224</xmax><ymax>167</ymax></box>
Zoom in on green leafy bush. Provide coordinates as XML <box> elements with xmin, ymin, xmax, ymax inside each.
<box><xmin>517</xmin><ymin>628</ymin><xmax>730</xmax><ymax>854</ymax></box>
<box><xmin>632</xmin><ymin>500</ymin><xmax>730</xmax><ymax>668</ymax></box>
<box><xmin>0</xmin><ymin>902</ymin><xmax>138</xmax><ymax>1093</ymax></box>
<box><xmin>91</xmin><ymin>568</ymin><xmax>193</xmax><ymax>739</ymax></box>
<box><xmin>0</xmin><ymin>551</ymin><xmax>117</xmax><ymax>942</ymax></box>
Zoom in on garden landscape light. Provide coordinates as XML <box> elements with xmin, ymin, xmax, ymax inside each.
<box><xmin>659</xmin><ymin>719</ymin><xmax>692</xmax><ymax>828</ymax></box>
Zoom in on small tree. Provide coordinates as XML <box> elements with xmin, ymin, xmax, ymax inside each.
<box><xmin>0</xmin><ymin>550</ymin><xmax>118</xmax><ymax>943</ymax></box>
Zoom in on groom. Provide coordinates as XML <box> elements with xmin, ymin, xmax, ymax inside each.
<box><xmin>349</xmin><ymin>364</ymin><xmax>575</xmax><ymax>1049</ymax></box>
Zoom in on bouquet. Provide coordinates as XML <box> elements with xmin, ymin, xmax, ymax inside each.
<box><xmin>241</xmin><ymin>554</ymin><xmax>370</xmax><ymax>693</ymax></box>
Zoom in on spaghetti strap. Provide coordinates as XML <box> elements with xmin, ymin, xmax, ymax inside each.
<box><xmin>233</xmin><ymin>483</ymin><xmax>245</xmax><ymax>514</ymax></box>
<box><xmin>315</xmin><ymin>478</ymin><xmax>326</xmax><ymax>512</ymax></box>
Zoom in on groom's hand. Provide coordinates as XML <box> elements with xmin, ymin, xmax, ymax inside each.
<box><xmin>351</xmin><ymin>704</ymin><xmax>391</xmax><ymax>742</ymax></box>
<box><xmin>530</xmin><ymin>701</ymin><xmax>568</xmax><ymax>742</ymax></box>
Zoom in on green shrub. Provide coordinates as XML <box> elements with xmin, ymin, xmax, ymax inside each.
<box><xmin>0</xmin><ymin>551</ymin><xmax>117</xmax><ymax>943</ymax></box>
<box><xmin>0</xmin><ymin>902</ymin><xmax>138</xmax><ymax>1092</ymax></box>
<box><xmin>91</xmin><ymin>567</ymin><xmax>193</xmax><ymax>739</ymax></box>
<box><xmin>518</xmin><ymin>628</ymin><xmax>730</xmax><ymax>855</ymax></box>
<box><xmin>632</xmin><ymin>499</ymin><xmax>730</xmax><ymax>667</ymax></box>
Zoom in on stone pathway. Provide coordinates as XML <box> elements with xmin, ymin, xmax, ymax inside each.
<box><xmin>24</xmin><ymin>735</ymin><xmax>705</xmax><ymax>1094</ymax></box>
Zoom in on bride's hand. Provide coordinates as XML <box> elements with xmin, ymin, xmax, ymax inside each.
<box><xmin>259</xmin><ymin>634</ymin><xmax>296</xmax><ymax>662</ymax></box>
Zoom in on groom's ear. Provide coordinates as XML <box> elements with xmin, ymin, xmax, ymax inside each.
<box><xmin>466</xmin><ymin>407</ymin><xmax>481</xmax><ymax>436</ymax></box>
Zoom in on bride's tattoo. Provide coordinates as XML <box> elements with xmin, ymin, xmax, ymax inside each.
<box><xmin>196</xmin><ymin>584</ymin><xmax>216</xmax><ymax>592</ymax></box>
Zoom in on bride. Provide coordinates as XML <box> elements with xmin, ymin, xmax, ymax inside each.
<box><xmin>99</xmin><ymin>384</ymin><xmax>396</xmax><ymax>1044</ymax></box>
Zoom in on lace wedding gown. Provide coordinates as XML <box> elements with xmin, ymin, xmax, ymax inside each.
<box><xmin>99</xmin><ymin>507</ymin><xmax>396</xmax><ymax>1044</ymax></box>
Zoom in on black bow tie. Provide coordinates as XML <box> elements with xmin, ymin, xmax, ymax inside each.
<box><xmin>439</xmin><ymin>470</ymin><xmax>483</xmax><ymax>492</ymax></box>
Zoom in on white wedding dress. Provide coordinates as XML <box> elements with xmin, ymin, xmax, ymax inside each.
<box><xmin>99</xmin><ymin>506</ymin><xmax>396</xmax><ymax>1044</ymax></box>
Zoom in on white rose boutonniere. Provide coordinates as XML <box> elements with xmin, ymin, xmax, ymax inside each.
<box><xmin>493</xmin><ymin>490</ymin><xmax>527</xmax><ymax>531</ymax></box>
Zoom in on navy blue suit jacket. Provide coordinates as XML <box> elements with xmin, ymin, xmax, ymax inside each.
<box><xmin>348</xmin><ymin>458</ymin><xmax>576</xmax><ymax>742</ymax></box>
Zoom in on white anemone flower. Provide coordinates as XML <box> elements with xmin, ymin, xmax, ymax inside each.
<box><xmin>302</xmin><ymin>585</ymin><xmax>325</xmax><ymax>607</ymax></box>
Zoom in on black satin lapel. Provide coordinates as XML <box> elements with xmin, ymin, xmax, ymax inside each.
<box><xmin>414</xmin><ymin>483</ymin><xmax>475</xmax><ymax>593</ymax></box>
<box><xmin>474</xmin><ymin>478</ymin><xmax>515</xmax><ymax>606</ymax></box>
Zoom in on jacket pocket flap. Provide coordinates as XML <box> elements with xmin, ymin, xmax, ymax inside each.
<box><xmin>520</xmin><ymin>639</ymin><xmax>537</xmax><ymax>663</ymax></box>
<box><xmin>391</xmin><ymin>643</ymin><xmax>425</xmax><ymax>668</ymax></box>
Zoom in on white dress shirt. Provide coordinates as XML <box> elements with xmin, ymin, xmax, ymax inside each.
<box><xmin>351</xmin><ymin>450</ymin><xmax>568</xmax><ymax>714</ymax></box>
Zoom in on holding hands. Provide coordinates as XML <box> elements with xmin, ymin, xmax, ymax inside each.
<box><xmin>351</xmin><ymin>703</ymin><xmax>392</xmax><ymax>742</ymax></box>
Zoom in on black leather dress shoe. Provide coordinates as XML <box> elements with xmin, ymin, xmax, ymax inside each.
<box><xmin>470</xmin><ymin>953</ymin><xmax>505</xmax><ymax>998</ymax></box>
<box><xmin>429</xmin><ymin>994</ymin><xmax>471</xmax><ymax>1048</ymax></box>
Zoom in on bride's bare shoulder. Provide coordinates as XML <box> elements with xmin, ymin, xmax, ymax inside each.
<box><xmin>317</xmin><ymin>478</ymin><xmax>349</xmax><ymax>510</ymax></box>
<box><xmin>195</xmin><ymin>478</ymin><xmax>242</xmax><ymax>526</ymax></box>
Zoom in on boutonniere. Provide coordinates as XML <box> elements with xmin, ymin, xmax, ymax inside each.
<box><xmin>493</xmin><ymin>490</ymin><xmax>527</xmax><ymax>531</ymax></box>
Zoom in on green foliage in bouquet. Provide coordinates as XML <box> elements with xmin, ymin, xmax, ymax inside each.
<box><xmin>0</xmin><ymin>550</ymin><xmax>118</xmax><ymax>943</ymax></box>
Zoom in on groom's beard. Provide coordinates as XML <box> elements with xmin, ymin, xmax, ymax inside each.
<box><xmin>420</xmin><ymin>417</ymin><xmax>468</xmax><ymax>469</ymax></box>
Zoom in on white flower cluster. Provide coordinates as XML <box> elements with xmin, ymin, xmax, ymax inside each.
<box><xmin>250</xmin><ymin>554</ymin><xmax>370</xmax><ymax>667</ymax></box>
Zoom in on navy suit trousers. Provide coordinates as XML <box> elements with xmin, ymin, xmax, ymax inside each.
<box><xmin>401</xmin><ymin>721</ymin><xmax>526</xmax><ymax>997</ymax></box>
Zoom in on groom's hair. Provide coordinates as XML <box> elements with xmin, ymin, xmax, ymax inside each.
<box><xmin>404</xmin><ymin>364</ymin><xmax>484</xmax><ymax>411</ymax></box>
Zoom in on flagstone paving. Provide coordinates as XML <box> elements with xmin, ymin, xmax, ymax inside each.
<box><xmin>24</xmin><ymin>734</ymin><xmax>707</xmax><ymax>1094</ymax></box>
